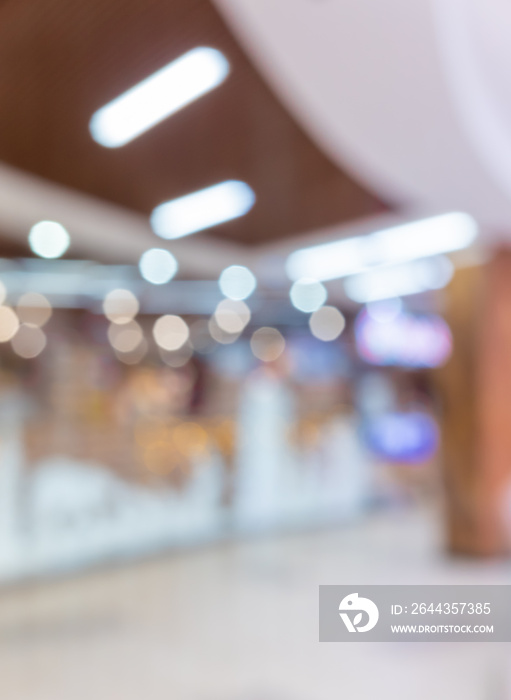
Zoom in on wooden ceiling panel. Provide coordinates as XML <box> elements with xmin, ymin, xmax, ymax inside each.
<box><xmin>0</xmin><ymin>0</ymin><xmax>387</xmax><ymax>248</ymax></box>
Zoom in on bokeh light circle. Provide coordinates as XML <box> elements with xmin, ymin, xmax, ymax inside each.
<box><xmin>250</xmin><ymin>327</ymin><xmax>285</xmax><ymax>362</ymax></box>
<box><xmin>16</xmin><ymin>293</ymin><xmax>53</xmax><ymax>327</ymax></box>
<box><xmin>0</xmin><ymin>306</ymin><xmax>20</xmax><ymax>342</ymax></box>
<box><xmin>139</xmin><ymin>248</ymin><xmax>178</xmax><ymax>285</ymax></box>
<box><xmin>153</xmin><ymin>315</ymin><xmax>189</xmax><ymax>351</ymax></box>
<box><xmin>103</xmin><ymin>289</ymin><xmax>139</xmax><ymax>324</ymax></box>
<box><xmin>159</xmin><ymin>341</ymin><xmax>193</xmax><ymax>367</ymax></box>
<box><xmin>213</xmin><ymin>299</ymin><xmax>250</xmax><ymax>334</ymax></box>
<box><xmin>290</xmin><ymin>277</ymin><xmax>327</xmax><ymax>313</ymax></box>
<box><xmin>115</xmin><ymin>337</ymin><xmax>148</xmax><ymax>365</ymax></box>
<box><xmin>28</xmin><ymin>221</ymin><xmax>70</xmax><ymax>259</ymax></box>
<box><xmin>11</xmin><ymin>323</ymin><xmax>47</xmax><ymax>358</ymax></box>
<box><xmin>108</xmin><ymin>320</ymin><xmax>144</xmax><ymax>352</ymax></box>
<box><xmin>218</xmin><ymin>265</ymin><xmax>256</xmax><ymax>300</ymax></box>
<box><xmin>208</xmin><ymin>317</ymin><xmax>240</xmax><ymax>344</ymax></box>
<box><xmin>309</xmin><ymin>306</ymin><xmax>346</xmax><ymax>341</ymax></box>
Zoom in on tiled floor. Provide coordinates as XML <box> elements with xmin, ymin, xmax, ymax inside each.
<box><xmin>0</xmin><ymin>506</ymin><xmax>510</xmax><ymax>699</ymax></box>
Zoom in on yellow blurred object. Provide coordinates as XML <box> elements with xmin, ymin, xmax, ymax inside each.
<box><xmin>143</xmin><ymin>441</ymin><xmax>178</xmax><ymax>476</ymax></box>
<box><xmin>134</xmin><ymin>419</ymin><xmax>172</xmax><ymax>449</ymax></box>
<box><xmin>172</xmin><ymin>422</ymin><xmax>210</xmax><ymax>457</ymax></box>
<box><xmin>210</xmin><ymin>418</ymin><xmax>235</xmax><ymax>462</ymax></box>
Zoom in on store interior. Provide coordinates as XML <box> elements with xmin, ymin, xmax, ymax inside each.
<box><xmin>0</xmin><ymin>1</ymin><xmax>511</xmax><ymax>698</ymax></box>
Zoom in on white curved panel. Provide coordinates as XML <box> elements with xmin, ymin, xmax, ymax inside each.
<box><xmin>434</xmin><ymin>0</ymin><xmax>511</xmax><ymax>203</ymax></box>
<box><xmin>213</xmin><ymin>0</ymin><xmax>511</xmax><ymax>232</ymax></box>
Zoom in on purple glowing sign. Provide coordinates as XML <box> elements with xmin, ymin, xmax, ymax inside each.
<box><xmin>364</xmin><ymin>411</ymin><xmax>439</xmax><ymax>464</ymax></box>
<box><xmin>355</xmin><ymin>310</ymin><xmax>452</xmax><ymax>368</ymax></box>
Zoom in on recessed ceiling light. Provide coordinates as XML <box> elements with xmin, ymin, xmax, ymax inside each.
<box><xmin>151</xmin><ymin>181</ymin><xmax>255</xmax><ymax>239</ymax></box>
<box><xmin>286</xmin><ymin>212</ymin><xmax>477</xmax><ymax>281</ymax></box>
<box><xmin>90</xmin><ymin>47</ymin><xmax>230</xmax><ymax>148</ymax></box>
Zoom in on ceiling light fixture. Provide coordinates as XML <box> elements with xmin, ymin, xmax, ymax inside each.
<box><xmin>286</xmin><ymin>212</ymin><xmax>477</xmax><ymax>281</ymax></box>
<box><xmin>344</xmin><ymin>256</ymin><xmax>454</xmax><ymax>303</ymax></box>
<box><xmin>90</xmin><ymin>47</ymin><xmax>230</xmax><ymax>148</ymax></box>
<box><xmin>151</xmin><ymin>181</ymin><xmax>255</xmax><ymax>239</ymax></box>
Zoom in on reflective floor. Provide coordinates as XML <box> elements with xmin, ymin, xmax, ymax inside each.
<box><xmin>0</xmin><ymin>506</ymin><xmax>510</xmax><ymax>700</ymax></box>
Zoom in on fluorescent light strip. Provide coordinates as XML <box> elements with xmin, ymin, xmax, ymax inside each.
<box><xmin>286</xmin><ymin>212</ymin><xmax>477</xmax><ymax>281</ymax></box>
<box><xmin>151</xmin><ymin>180</ymin><xmax>255</xmax><ymax>239</ymax></box>
<box><xmin>344</xmin><ymin>256</ymin><xmax>454</xmax><ymax>303</ymax></box>
<box><xmin>90</xmin><ymin>47</ymin><xmax>230</xmax><ymax>148</ymax></box>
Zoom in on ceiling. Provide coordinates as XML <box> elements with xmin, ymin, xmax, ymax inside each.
<box><xmin>0</xmin><ymin>0</ymin><xmax>386</xmax><ymax>257</ymax></box>
<box><xmin>214</xmin><ymin>0</ymin><xmax>511</xmax><ymax>240</ymax></box>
